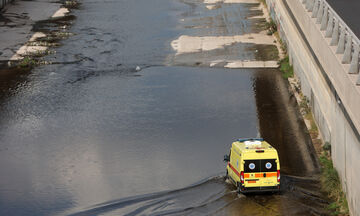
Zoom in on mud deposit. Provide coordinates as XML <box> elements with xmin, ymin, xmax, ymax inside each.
<box><xmin>0</xmin><ymin>0</ymin><xmax>329</xmax><ymax>215</ymax></box>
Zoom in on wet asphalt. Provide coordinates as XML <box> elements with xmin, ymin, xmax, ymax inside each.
<box><xmin>0</xmin><ymin>0</ymin><xmax>329</xmax><ymax>215</ymax></box>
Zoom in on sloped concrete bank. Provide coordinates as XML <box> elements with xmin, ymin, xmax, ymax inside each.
<box><xmin>264</xmin><ymin>0</ymin><xmax>360</xmax><ymax>215</ymax></box>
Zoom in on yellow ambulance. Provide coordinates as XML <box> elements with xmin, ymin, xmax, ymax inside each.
<box><xmin>223</xmin><ymin>138</ymin><xmax>280</xmax><ymax>193</ymax></box>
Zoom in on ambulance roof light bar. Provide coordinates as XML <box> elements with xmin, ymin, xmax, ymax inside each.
<box><xmin>237</xmin><ymin>138</ymin><xmax>264</xmax><ymax>142</ymax></box>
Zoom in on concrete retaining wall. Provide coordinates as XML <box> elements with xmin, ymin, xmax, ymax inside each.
<box><xmin>265</xmin><ymin>0</ymin><xmax>360</xmax><ymax>215</ymax></box>
<box><xmin>0</xmin><ymin>0</ymin><xmax>13</xmax><ymax>9</ymax></box>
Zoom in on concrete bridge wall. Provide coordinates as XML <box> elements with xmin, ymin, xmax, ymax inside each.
<box><xmin>265</xmin><ymin>0</ymin><xmax>360</xmax><ymax>215</ymax></box>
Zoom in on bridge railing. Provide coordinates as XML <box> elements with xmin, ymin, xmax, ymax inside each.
<box><xmin>303</xmin><ymin>0</ymin><xmax>360</xmax><ymax>85</ymax></box>
<box><xmin>0</xmin><ymin>0</ymin><xmax>13</xmax><ymax>10</ymax></box>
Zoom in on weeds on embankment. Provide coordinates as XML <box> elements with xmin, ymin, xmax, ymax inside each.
<box><xmin>18</xmin><ymin>57</ymin><xmax>37</xmax><ymax>68</ymax></box>
<box><xmin>278</xmin><ymin>56</ymin><xmax>293</xmax><ymax>79</ymax></box>
<box><xmin>299</xmin><ymin>96</ymin><xmax>349</xmax><ymax>216</ymax></box>
<box><xmin>265</xmin><ymin>20</ymin><xmax>277</xmax><ymax>35</ymax></box>
<box><xmin>320</xmin><ymin>148</ymin><xmax>349</xmax><ymax>215</ymax></box>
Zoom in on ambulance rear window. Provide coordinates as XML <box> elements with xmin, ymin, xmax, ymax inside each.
<box><xmin>244</xmin><ymin>159</ymin><xmax>277</xmax><ymax>173</ymax></box>
<box><xmin>262</xmin><ymin>159</ymin><xmax>277</xmax><ymax>172</ymax></box>
<box><xmin>244</xmin><ymin>160</ymin><xmax>261</xmax><ymax>173</ymax></box>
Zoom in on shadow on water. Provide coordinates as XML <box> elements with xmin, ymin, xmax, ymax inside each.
<box><xmin>252</xmin><ymin>69</ymin><xmax>320</xmax><ymax>176</ymax></box>
<box><xmin>0</xmin><ymin>66</ymin><xmax>32</xmax><ymax>101</ymax></box>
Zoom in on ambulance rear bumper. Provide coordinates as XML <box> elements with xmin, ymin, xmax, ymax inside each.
<box><xmin>240</xmin><ymin>185</ymin><xmax>280</xmax><ymax>193</ymax></box>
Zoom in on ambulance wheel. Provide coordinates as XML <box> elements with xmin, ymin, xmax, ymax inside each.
<box><xmin>237</xmin><ymin>182</ymin><xmax>241</xmax><ymax>193</ymax></box>
<box><xmin>224</xmin><ymin>170</ymin><xmax>228</xmax><ymax>180</ymax></box>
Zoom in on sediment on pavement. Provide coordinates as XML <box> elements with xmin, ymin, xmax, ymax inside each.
<box><xmin>168</xmin><ymin>0</ymin><xmax>284</xmax><ymax>68</ymax></box>
<box><xmin>0</xmin><ymin>0</ymin><xmax>79</xmax><ymax>72</ymax></box>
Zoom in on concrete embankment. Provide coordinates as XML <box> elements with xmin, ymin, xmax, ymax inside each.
<box><xmin>265</xmin><ymin>0</ymin><xmax>360</xmax><ymax>215</ymax></box>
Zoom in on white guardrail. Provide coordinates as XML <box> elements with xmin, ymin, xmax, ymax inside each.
<box><xmin>302</xmin><ymin>0</ymin><xmax>360</xmax><ymax>85</ymax></box>
<box><xmin>0</xmin><ymin>0</ymin><xmax>13</xmax><ymax>9</ymax></box>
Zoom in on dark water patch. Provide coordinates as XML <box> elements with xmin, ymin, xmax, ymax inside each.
<box><xmin>64</xmin><ymin>65</ymin><xmax>156</xmax><ymax>84</ymax></box>
<box><xmin>251</xmin><ymin>44</ymin><xmax>279</xmax><ymax>61</ymax></box>
<box><xmin>0</xmin><ymin>13</ymin><xmax>12</xmax><ymax>23</ymax></box>
<box><xmin>254</xmin><ymin>17</ymin><xmax>271</xmax><ymax>31</ymax></box>
<box><xmin>32</xmin><ymin>15</ymin><xmax>76</xmax><ymax>33</ymax></box>
<box><xmin>0</xmin><ymin>65</ymin><xmax>32</xmax><ymax>100</ymax></box>
<box><xmin>253</xmin><ymin>69</ymin><xmax>320</xmax><ymax>176</ymax></box>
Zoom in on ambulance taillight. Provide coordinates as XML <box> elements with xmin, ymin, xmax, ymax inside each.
<box><xmin>240</xmin><ymin>171</ymin><xmax>244</xmax><ymax>184</ymax></box>
<box><xmin>277</xmin><ymin>170</ymin><xmax>280</xmax><ymax>182</ymax></box>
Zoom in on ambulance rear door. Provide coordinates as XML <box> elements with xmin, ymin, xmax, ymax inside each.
<box><xmin>243</xmin><ymin>159</ymin><xmax>278</xmax><ymax>188</ymax></box>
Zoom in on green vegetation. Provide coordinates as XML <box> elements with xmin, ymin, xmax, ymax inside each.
<box><xmin>265</xmin><ymin>19</ymin><xmax>277</xmax><ymax>35</ymax></box>
<box><xmin>18</xmin><ymin>57</ymin><xmax>36</xmax><ymax>68</ymax></box>
<box><xmin>27</xmin><ymin>50</ymin><xmax>53</xmax><ymax>58</ymax></box>
<box><xmin>299</xmin><ymin>95</ymin><xmax>349</xmax><ymax>216</ymax></box>
<box><xmin>279</xmin><ymin>56</ymin><xmax>293</xmax><ymax>79</ymax></box>
<box><xmin>300</xmin><ymin>96</ymin><xmax>310</xmax><ymax>112</ymax></box>
<box><xmin>319</xmin><ymin>149</ymin><xmax>349</xmax><ymax>215</ymax></box>
<box><xmin>64</xmin><ymin>0</ymin><xmax>80</xmax><ymax>9</ymax></box>
<box><xmin>309</xmin><ymin>114</ymin><xmax>318</xmax><ymax>133</ymax></box>
<box><xmin>27</xmin><ymin>41</ymin><xmax>59</xmax><ymax>47</ymax></box>
<box><xmin>279</xmin><ymin>37</ymin><xmax>287</xmax><ymax>54</ymax></box>
<box><xmin>273</xmin><ymin>28</ymin><xmax>287</xmax><ymax>55</ymax></box>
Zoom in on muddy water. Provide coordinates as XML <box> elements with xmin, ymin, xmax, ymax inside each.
<box><xmin>0</xmin><ymin>0</ymin><xmax>329</xmax><ymax>215</ymax></box>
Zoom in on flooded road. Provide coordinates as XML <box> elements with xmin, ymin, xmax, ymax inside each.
<box><xmin>0</xmin><ymin>0</ymin><xmax>329</xmax><ymax>215</ymax></box>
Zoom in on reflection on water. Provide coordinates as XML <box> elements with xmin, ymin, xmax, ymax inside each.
<box><xmin>0</xmin><ymin>66</ymin><xmax>259</xmax><ymax>215</ymax></box>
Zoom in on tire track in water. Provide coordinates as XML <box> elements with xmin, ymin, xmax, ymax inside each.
<box><xmin>68</xmin><ymin>174</ymin><xmax>329</xmax><ymax>216</ymax></box>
